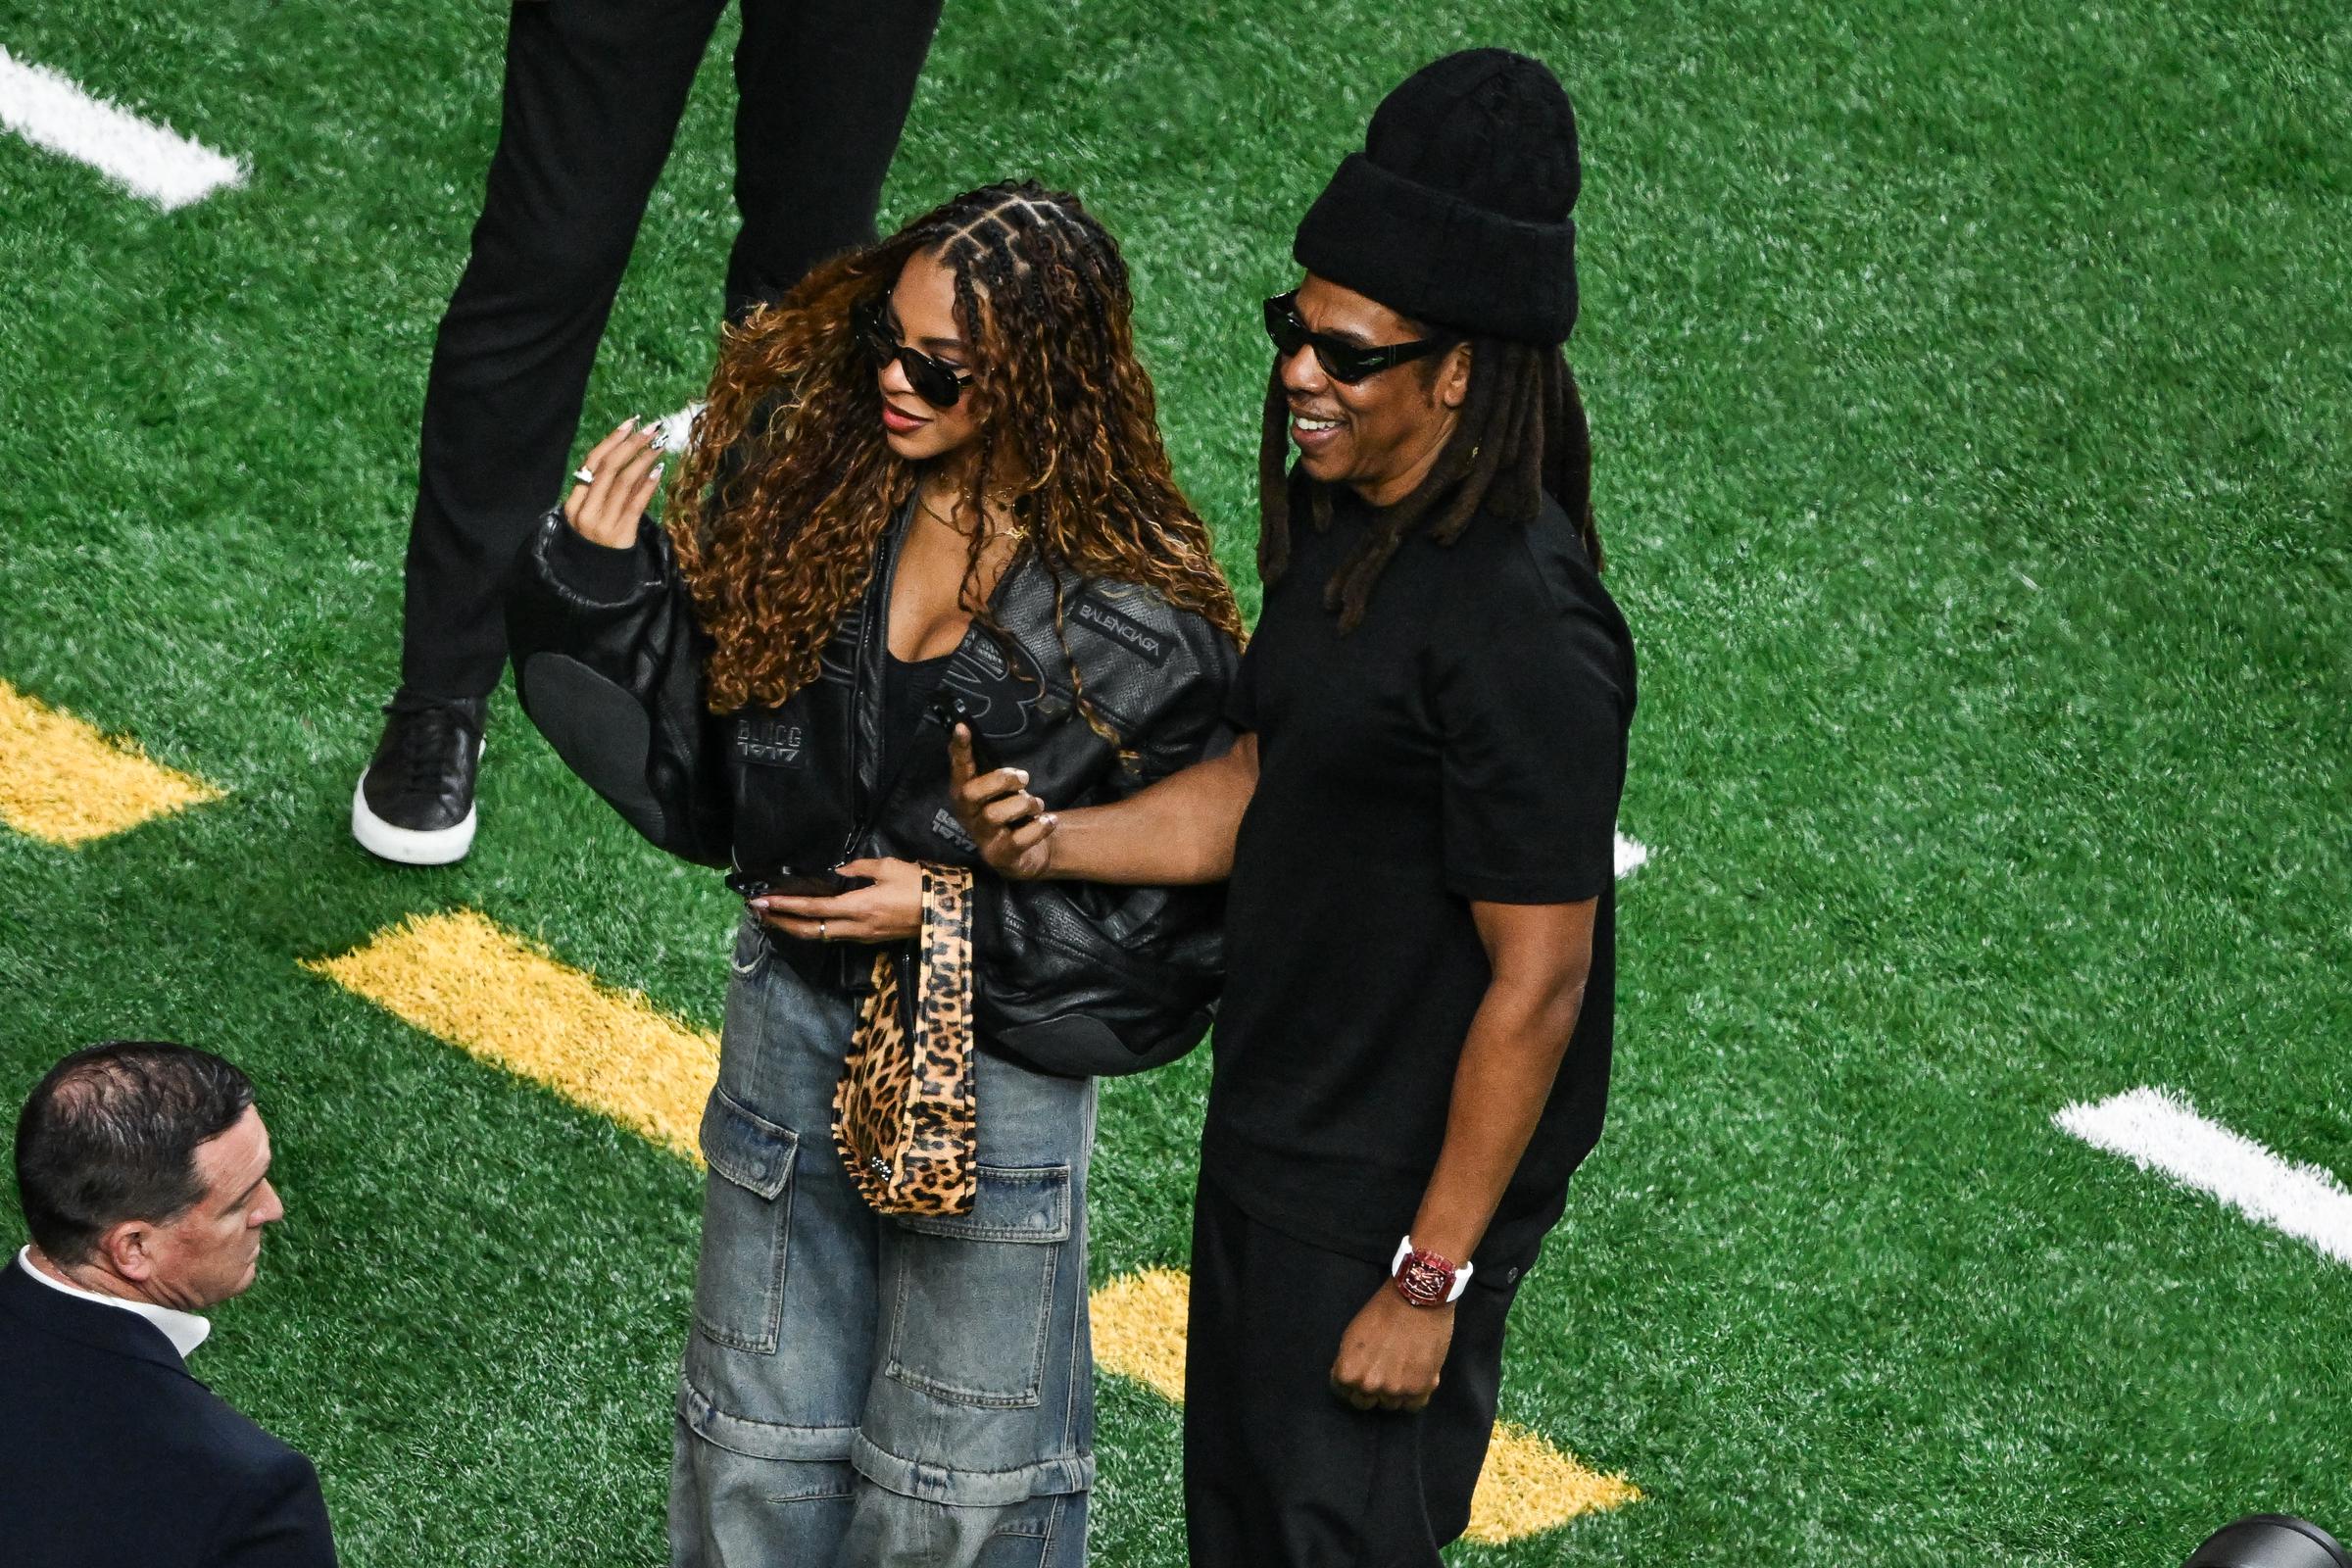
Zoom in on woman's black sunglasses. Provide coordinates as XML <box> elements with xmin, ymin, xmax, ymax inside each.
<box><xmin>1261</xmin><ymin>292</ymin><xmax>1453</xmax><ymax>383</ymax></box>
<box><xmin>854</xmin><ymin>294</ymin><xmax>974</xmax><ymax>409</ymax></box>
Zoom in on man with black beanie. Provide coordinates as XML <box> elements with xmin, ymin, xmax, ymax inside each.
<box><xmin>950</xmin><ymin>49</ymin><xmax>1636</xmax><ymax>1565</ymax></box>
<box><xmin>351</xmin><ymin>0</ymin><xmax>940</xmax><ymax>866</ymax></box>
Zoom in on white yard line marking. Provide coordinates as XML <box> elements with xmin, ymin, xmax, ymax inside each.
<box><xmin>0</xmin><ymin>47</ymin><xmax>243</xmax><ymax>209</ymax></box>
<box><xmin>2055</xmin><ymin>1086</ymin><xmax>2352</xmax><ymax>1267</ymax></box>
<box><xmin>1614</xmin><ymin>832</ymin><xmax>1648</xmax><ymax>879</ymax></box>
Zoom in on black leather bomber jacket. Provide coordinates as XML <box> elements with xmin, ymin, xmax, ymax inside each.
<box><xmin>504</xmin><ymin>500</ymin><xmax>1242</xmax><ymax>1076</ymax></box>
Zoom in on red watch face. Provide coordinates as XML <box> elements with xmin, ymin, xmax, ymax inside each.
<box><xmin>1393</xmin><ymin>1250</ymin><xmax>1456</xmax><ymax>1308</ymax></box>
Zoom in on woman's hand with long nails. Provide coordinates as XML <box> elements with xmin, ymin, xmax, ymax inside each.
<box><xmin>753</xmin><ymin>858</ymin><xmax>923</xmax><ymax>944</ymax></box>
<box><xmin>947</xmin><ymin>725</ymin><xmax>1059</xmax><ymax>880</ymax></box>
<box><xmin>562</xmin><ymin>417</ymin><xmax>665</xmax><ymax>548</ymax></box>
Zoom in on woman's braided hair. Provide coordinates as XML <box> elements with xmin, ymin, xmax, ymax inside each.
<box><xmin>1255</xmin><ymin>336</ymin><xmax>1602</xmax><ymax>631</ymax></box>
<box><xmin>669</xmin><ymin>180</ymin><xmax>1246</xmax><ymax>723</ymax></box>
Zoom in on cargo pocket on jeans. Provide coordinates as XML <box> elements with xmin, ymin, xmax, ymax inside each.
<box><xmin>884</xmin><ymin>1163</ymin><xmax>1071</xmax><ymax>1408</ymax></box>
<box><xmin>692</xmin><ymin>1089</ymin><xmax>800</xmax><ymax>1355</ymax></box>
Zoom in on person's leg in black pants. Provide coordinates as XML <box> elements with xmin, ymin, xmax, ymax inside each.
<box><xmin>402</xmin><ymin>0</ymin><xmax>726</xmax><ymax>710</ymax></box>
<box><xmin>358</xmin><ymin>0</ymin><xmax>939</xmax><ymax>864</ymax></box>
<box><xmin>727</xmin><ymin>0</ymin><xmax>941</xmax><ymax>318</ymax></box>
<box><xmin>1185</xmin><ymin>1175</ymin><xmax>1517</xmax><ymax>1568</ymax></box>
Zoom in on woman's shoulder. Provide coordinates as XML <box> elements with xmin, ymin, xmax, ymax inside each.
<box><xmin>1055</xmin><ymin>564</ymin><xmax>1244</xmax><ymax>676</ymax></box>
<box><xmin>982</xmin><ymin>556</ymin><xmax>1241</xmax><ymax>734</ymax></box>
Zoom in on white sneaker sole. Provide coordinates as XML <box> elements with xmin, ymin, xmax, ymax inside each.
<box><xmin>350</xmin><ymin>741</ymin><xmax>481</xmax><ymax>865</ymax></box>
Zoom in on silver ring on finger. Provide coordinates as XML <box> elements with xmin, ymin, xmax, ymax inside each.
<box><xmin>817</xmin><ymin>919</ymin><xmax>828</xmax><ymax>942</ymax></box>
<box><xmin>572</xmin><ymin>466</ymin><xmax>596</xmax><ymax>484</ymax></box>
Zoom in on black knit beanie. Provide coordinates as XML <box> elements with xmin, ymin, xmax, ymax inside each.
<box><xmin>1294</xmin><ymin>49</ymin><xmax>1580</xmax><ymax>346</ymax></box>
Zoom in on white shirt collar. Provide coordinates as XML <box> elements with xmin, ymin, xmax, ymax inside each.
<box><xmin>16</xmin><ymin>1247</ymin><xmax>212</xmax><ymax>1359</ymax></box>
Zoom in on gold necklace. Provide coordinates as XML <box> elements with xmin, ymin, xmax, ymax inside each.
<box><xmin>917</xmin><ymin>487</ymin><xmax>1025</xmax><ymax>544</ymax></box>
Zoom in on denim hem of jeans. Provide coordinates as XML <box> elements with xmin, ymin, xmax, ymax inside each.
<box><xmin>850</xmin><ymin>1430</ymin><xmax>1095</xmax><ymax>1506</ymax></box>
<box><xmin>679</xmin><ymin>1376</ymin><xmax>857</xmax><ymax>1464</ymax></box>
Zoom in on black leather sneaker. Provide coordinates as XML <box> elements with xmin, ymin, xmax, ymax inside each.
<box><xmin>351</xmin><ymin>692</ymin><xmax>488</xmax><ymax>865</ymax></box>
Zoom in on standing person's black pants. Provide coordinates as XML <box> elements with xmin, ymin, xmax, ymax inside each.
<box><xmin>1184</xmin><ymin>1175</ymin><xmax>1521</xmax><ymax>1567</ymax></box>
<box><xmin>400</xmin><ymin>0</ymin><xmax>941</xmax><ymax>701</ymax></box>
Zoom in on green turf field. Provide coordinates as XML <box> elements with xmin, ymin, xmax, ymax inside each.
<box><xmin>5</xmin><ymin>0</ymin><xmax>2351</xmax><ymax>1561</ymax></box>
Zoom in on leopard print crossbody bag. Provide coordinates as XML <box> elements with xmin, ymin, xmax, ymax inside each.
<box><xmin>831</xmin><ymin>862</ymin><xmax>979</xmax><ymax>1217</ymax></box>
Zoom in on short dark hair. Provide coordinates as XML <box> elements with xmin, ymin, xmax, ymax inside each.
<box><xmin>13</xmin><ymin>1042</ymin><xmax>255</xmax><ymax>1265</ymax></box>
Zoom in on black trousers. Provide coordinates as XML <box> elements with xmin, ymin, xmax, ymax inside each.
<box><xmin>400</xmin><ymin>0</ymin><xmax>940</xmax><ymax>699</ymax></box>
<box><xmin>1184</xmin><ymin>1175</ymin><xmax>1519</xmax><ymax>1568</ymax></box>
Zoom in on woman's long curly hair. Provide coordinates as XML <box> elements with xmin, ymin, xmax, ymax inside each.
<box><xmin>1256</xmin><ymin>336</ymin><xmax>1602</xmax><ymax>631</ymax></box>
<box><xmin>668</xmin><ymin>180</ymin><xmax>1245</xmax><ymax>722</ymax></box>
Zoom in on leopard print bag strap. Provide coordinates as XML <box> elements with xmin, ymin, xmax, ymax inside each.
<box><xmin>832</xmin><ymin>863</ymin><xmax>978</xmax><ymax>1217</ymax></box>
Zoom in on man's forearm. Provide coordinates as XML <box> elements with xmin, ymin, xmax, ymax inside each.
<box><xmin>1407</xmin><ymin>972</ymin><xmax>1588</xmax><ymax>1264</ymax></box>
<box><xmin>1043</xmin><ymin>738</ymin><xmax>1256</xmax><ymax>885</ymax></box>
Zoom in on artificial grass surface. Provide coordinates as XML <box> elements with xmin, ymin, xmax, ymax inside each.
<box><xmin>3</xmin><ymin>0</ymin><xmax>2349</xmax><ymax>1562</ymax></box>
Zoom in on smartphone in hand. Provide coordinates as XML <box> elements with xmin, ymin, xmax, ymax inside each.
<box><xmin>724</xmin><ymin>865</ymin><xmax>873</xmax><ymax>900</ymax></box>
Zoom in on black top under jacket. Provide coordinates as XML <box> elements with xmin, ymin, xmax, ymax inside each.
<box><xmin>1204</xmin><ymin>480</ymin><xmax>1637</xmax><ymax>1284</ymax></box>
<box><xmin>0</xmin><ymin>1259</ymin><xmax>339</xmax><ymax>1567</ymax></box>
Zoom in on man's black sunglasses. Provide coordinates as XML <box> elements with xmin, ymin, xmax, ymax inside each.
<box><xmin>854</xmin><ymin>294</ymin><xmax>974</xmax><ymax>409</ymax></box>
<box><xmin>1261</xmin><ymin>292</ymin><xmax>1453</xmax><ymax>383</ymax></box>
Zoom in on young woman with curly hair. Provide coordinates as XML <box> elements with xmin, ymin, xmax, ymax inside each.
<box><xmin>510</xmin><ymin>181</ymin><xmax>1244</xmax><ymax>1566</ymax></box>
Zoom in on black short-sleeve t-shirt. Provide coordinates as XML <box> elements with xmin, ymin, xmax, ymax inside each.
<box><xmin>1206</xmin><ymin>483</ymin><xmax>1636</xmax><ymax>1282</ymax></box>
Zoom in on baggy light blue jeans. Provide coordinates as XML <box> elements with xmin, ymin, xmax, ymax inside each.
<box><xmin>669</xmin><ymin>916</ymin><xmax>1096</xmax><ymax>1568</ymax></box>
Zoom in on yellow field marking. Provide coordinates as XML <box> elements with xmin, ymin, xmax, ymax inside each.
<box><xmin>1088</xmin><ymin>1263</ymin><xmax>1640</xmax><ymax>1544</ymax></box>
<box><xmin>305</xmin><ymin>909</ymin><xmax>716</xmax><ymax>1164</ymax></box>
<box><xmin>1090</xmin><ymin>1266</ymin><xmax>1192</xmax><ymax>1402</ymax></box>
<box><xmin>311</xmin><ymin>917</ymin><xmax>1639</xmax><ymax>1540</ymax></box>
<box><xmin>0</xmin><ymin>679</ymin><xmax>223</xmax><ymax>845</ymax></box>
<box><xmin>1466</xmin><ymin>1423</ymin><xmax>1642</xmax><ymax>1544</ymax></box>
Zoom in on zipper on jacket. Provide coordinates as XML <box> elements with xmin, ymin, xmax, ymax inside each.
<box><xmin>841</xmin><ymin>496</ymin><xmax>912</xmax><ymax>863</ymax></box>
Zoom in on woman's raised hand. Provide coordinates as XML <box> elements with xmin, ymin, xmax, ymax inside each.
<box><xmin>562</xmin><ymin>418</ymin><xmax>665</xmax><ymax>548</ymax></box>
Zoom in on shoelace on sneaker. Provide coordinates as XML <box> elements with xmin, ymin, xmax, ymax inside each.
<box><xmin>381</xmin><ymin>698</ymin><xmax>476</xmax><ymax>797</ymax></box>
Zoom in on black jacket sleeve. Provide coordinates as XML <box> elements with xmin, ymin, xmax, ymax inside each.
<box><xmin>504</xmin><ymin>509</ymin><xmax>733</xmax><ymax>867</ymax></box>
<box><xmin>970</xmin><ymin>608</ymin><xmax>1241</xmax><ymax>1076</ymax></box>
<box><xmin>213</xmin><ymin>1446</ymin><xmax>339</xmax><ymax>1568</ymax></box>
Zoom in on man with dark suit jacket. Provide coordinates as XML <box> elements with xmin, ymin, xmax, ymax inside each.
<box><xmin>1</xmin><ymin>1041</ymin><xmax>336</xmax><ymax>1567</ymax></box>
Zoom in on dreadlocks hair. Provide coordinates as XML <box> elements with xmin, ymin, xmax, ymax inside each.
<box><xmin>1255</xmin><ymin>334</ymin><xmax>1602</xmax><ymax>632</ymax></box>
<box><xmin>668</xmin><ymin>180</ymin><xmax>1246</xmax><ymax>733</ymax></box>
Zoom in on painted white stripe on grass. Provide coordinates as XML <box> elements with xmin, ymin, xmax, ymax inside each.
<box><xmin>2055</xmin><ymin>1086</ymin><xmax>2352</xmax><ymax>1267</ymax></box>
<box><xmin>1614</xmin><ymin>832</ymin><xmax>1648</xmax><ymax>879</ymax></box>
<box><xmin>0</xmin><ymin>47</ymin><xmax>243</xmax><ymax>209</ymax></box>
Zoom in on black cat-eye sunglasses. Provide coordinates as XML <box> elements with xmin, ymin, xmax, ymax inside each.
<box><xmin>854</xmin><ymin>294</ymin><xmax>975</xmax><ymax>409</ymax></box>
